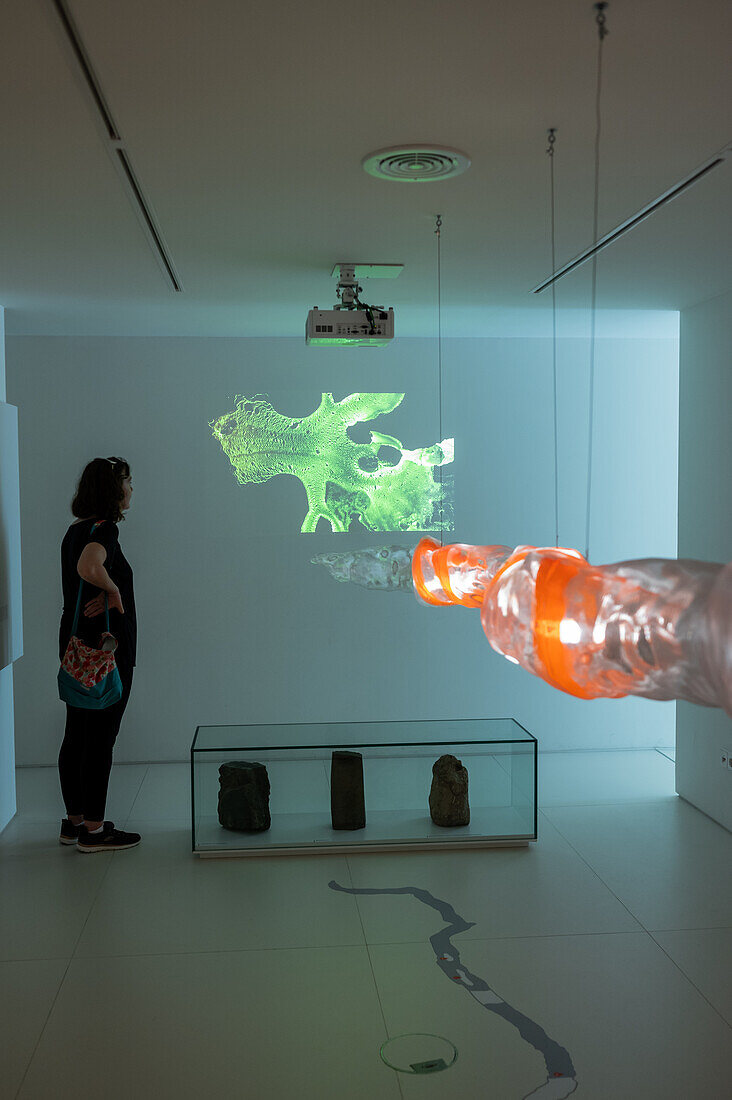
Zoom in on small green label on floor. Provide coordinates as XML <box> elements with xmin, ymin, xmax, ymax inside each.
<box><xmin>410</xmin><ymin>1058</ymin><xmax>448</xmax><ymax>1074</ymax></box>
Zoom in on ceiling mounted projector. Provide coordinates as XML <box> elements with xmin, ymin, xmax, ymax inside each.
<box><xmin>306</xmin><ymin>263</ymin><xmax>401</xmax><ymax>347</ymax></box>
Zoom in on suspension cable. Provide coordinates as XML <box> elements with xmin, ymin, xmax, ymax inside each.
<box><xmin>435</xmin><ymin>213</ymin><xmax>445</xmax><ymax>544</ymax></box>
<box><xmin>584</xmin><ymin>1</ymin><xmax>609</xmax><ymax>562</ymax></box>
<box><xmin>547</xmin><ymin>127</ymin><xmax>559</xmax><ymax>547</ymax></box>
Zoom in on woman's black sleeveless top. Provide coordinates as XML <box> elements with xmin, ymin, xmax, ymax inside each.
<box><xmin>59</xmin><ymin>518</ymin><xmax>137</xmax><ymax>670</ymax></box>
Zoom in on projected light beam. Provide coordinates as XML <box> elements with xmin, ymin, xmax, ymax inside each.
<box><xmin>210</xmin><ymin>392</ymin><xmax>454</xmax><ymax>533</ymax></box>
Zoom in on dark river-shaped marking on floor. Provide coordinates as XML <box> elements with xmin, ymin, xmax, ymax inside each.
<box><xmin>329</xmin><ymin>881</ymin><xmax>578</xmax><ymax>1098</ymax></box>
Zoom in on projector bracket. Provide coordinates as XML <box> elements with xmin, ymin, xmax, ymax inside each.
<box><xmin>330</xmin><ymin>263</ymin><xmax>403</xmax><ymax>334</ymax></box>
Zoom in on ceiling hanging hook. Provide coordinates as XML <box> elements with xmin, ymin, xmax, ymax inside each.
<box><xmin>594</xmin><ymin>1</ymin><xmax>609</xmax><ymax>39</ymax></box>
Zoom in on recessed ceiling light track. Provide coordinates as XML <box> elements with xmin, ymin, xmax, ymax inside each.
<box><xmin>532</xmin><ymin>147</ymin><xmax>730</xmax><ymax>294</ymax></box>
<box><xmin>51</xmin><ymin>0</ymin><xmax>119</xmax><ymax>140</ymax></box>
<box><xmin>114</xmin><ymin>150</ymin><xmax>183</xmax><ymax>292</ymax></box>
<box><xmin>51</xmin><ymin>0</ymin><xmax>182</xmax><ymax>292</ymax></box>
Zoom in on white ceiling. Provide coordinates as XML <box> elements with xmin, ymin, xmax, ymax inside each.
<box><xmin>1</xmin><ymin>0</ymin><xmax>730</xmax><ymax>337</ymax></box>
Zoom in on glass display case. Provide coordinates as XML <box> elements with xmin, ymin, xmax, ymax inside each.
<box><xmin>191</xmin><ymin>718</ymin><xmax>537</xmax><ymax>857</ymax></box>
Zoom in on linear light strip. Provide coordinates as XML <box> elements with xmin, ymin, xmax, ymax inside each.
<box><xmin>52</xmin><ymin>0</ymin><xmax>182</xmax><ymax>292</ymax></box>
<box><xmin>52</xmin><ymin>0</ymin><xmax>119</xmax><ymax>140</ymax></box>
<box><xmin>532</xmin><ymin>154</ymin><xmax>727</xmax><ymax>294</ymax></box>
<box><xmin>115</xmin><ymin>151</ymin><xmax>183</xmax><ymax>292</ymax></box>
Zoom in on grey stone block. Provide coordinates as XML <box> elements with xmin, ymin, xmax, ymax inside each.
<box><xmin>218</xmin><ymin>760</ymin><xmax>271</xmax><ymax>832</ymax></box>
<box><xmin>331</xmin><ymin>750</ymin><xmax>366</xmax><ymax>830</ymax></box>
<box><xmin>429</xmin><ymin>754</ymin><xmax>470</xmax><ymax>827</ymax></box>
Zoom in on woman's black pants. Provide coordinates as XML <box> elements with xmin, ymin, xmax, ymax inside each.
<box><xmin>58</xmin><ymin>663</ymin><xmax>134</xmax><ymax>822</ymax></box>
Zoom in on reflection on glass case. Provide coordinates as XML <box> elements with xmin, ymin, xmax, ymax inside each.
<box><xmin>191</xmin><ymin>719</ymin><xmax>537</xmax><ymax>857</ymax></box>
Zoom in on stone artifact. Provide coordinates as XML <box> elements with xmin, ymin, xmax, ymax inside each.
<box><xmin>429</xmin><ymin>754</ymin><xmax>470</xmax><ymax>827</ymax></box>
<box><xmin>331</xmin><ymin>750</ymin><xmax>366</xmax><ymax>830</ymax></box>
<box><xmin>218</xmin><ymin>760</ymin><xmax>271</xmax><ymax>832</ymax></box>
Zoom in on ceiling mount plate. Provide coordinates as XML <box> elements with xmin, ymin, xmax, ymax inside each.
<box><xmin>362</xmin><ymin>146</ymin><xmax>470</xmax><ymax>182</ymax></box>
<box><xmin>331</xmin><ymin>263</ymin><xmax>404</xmax><ymax>279</ymax></box>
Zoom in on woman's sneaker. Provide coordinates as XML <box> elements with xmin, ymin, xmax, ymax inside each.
<box><xmin>77</xmin><ymin>821</ymin><xmax>141</xmax><ymax>852</ymax></box>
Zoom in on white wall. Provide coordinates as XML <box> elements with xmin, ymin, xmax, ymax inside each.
<box><xmin>7</xmin><ymin>331</ymin><xmax>678</xmax><ymax>765</ymax></box>
<box><xmin>0</xmin><ymin>306</ymin><xmax>18</xmax><ymax>832</ymax></box>
<box><xmin>677</xmin><ymin>290</ymin><xmax>732</xmax><ymax>831</ymax></box>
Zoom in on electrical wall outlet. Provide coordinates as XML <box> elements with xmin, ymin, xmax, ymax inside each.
<box><xmin>722</xmin><ymin>748</ymin><xmax>732</xmax><ymax>768</ymax></box>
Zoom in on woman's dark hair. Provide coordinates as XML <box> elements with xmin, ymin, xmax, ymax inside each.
<box><xmin>71</xmin><ymin>457</ymin><xmax>130</xmax><ymax>523</ymax></box>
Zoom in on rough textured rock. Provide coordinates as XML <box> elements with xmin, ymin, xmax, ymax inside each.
<box><xmin>429</xmin><ymin>754</ymin><xmax>470</xmax><ymax>827</ymax></box>
<box><xmin>330</xmin><ymin>750</ymin><xmax>366</xmax><ymax>830</ymax></box>
<box><xmin>218</xmin><ymin>760</ymin><xmax>271</xmax><ymax>832</ymax></box>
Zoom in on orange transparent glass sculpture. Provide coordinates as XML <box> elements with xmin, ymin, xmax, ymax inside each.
<box><xmin>413</xmin><ymin>538</ymin><xmax>732</xmax><ymax>715</ymax></box>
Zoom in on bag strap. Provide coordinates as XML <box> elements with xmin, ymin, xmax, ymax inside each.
<box><xmin>70</xmin><ymin>521</ymin><xmax>110</xmax><ymax>637</ymax></box>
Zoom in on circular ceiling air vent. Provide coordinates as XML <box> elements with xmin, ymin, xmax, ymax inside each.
<box><xmin>362</xmin><ymin>145</ymin><xmax>470</xmax><ymax>182</ymax></box>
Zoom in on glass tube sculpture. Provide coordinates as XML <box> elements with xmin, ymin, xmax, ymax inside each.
<box><xmin>413</xmin><ymin>538</ymin><xmax>732</xmax><ymax>717</ymax></box>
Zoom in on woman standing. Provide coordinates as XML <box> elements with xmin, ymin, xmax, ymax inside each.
<box><xmin>58</xmin><ymin>457</ymin><xmax>141</xmax><ymax>852</ymax></box>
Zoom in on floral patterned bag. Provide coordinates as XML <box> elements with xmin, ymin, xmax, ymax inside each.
<box><xmin>58</xmin><ymin>526</ymin><xmax>123</xmax><ymax>709</ymax></box>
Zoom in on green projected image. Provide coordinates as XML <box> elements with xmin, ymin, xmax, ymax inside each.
<box><xmin>210</xmin><ymin>392</ymin><xmax>454</xmax><ymax>533</ymax></box>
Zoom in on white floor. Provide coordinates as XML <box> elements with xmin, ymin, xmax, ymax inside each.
<box><xmin>1</xmin><ymin>750</ymin><xmax>730</xmax><ymax>1100</ymax></box>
